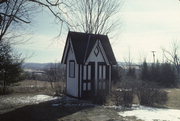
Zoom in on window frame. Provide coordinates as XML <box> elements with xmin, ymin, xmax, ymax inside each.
<box><xmin>69</xmin><ymin>60</ymin><xmax>75</xmax><ymax>78</ymax></box>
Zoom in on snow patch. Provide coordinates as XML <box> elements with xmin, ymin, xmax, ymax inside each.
<box><xmin>52</xmin><ymin>102</ymin><xmax>96</xmax><ymax>107</ymax></box>
<box><xmin>118</xmin><ymin>106</ymin><xmax>180</xmax><ymax>121</ymax></box>
<box><xmin>1</xmin><ymin>94</ymin><xmax>58</xmax><ymax>105</ymax></box>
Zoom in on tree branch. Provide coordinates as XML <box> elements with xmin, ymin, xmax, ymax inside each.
<box><xmin>0</xmin><ymin>13</ymin><xmax>30</xmax><ymax>23</ymax></box>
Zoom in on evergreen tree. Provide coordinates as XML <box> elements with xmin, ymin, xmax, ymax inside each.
<box><xmin>127</xmin><ymin>67</ymin><xmax>136</xmax><ymax>78</ymax></box>
<box><xmin>160</xmin><ymin>63</ymin><xmax>176</xmax><ymax>87</ymax></box>
<box><xmin>112</xmin><ymin>66</ymin><xmax>122</xmax><ymax>84</ymax></box>
<box><xmin>141</xmin><ymin>60</ymin><xmax>149</xmax><ymax>81</ymax></box>
<box><xmin>0</xmin><ymin>41</ymin><xmax>23</xmax><ymax>94</ymax></box>
<box><xmin>149</xmin><ymin>62</ymin><xmax>160</xmax><ymax>83</ymax></box>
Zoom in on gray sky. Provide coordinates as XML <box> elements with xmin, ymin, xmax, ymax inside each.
<box><xmin>15</xmin><ymin>0</ymin><xmax>180</xmax><ymax>63</ymax></box>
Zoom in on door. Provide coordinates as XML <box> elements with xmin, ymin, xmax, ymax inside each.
<box><xmin>97</xmin><ymin>62</ymin><xmax>109</xmax><ymax>94</ymax></box>
<box><xmin>82</xmin><ymin>62</ymin><xmax>95</xmax><ymax>98</ymax></box>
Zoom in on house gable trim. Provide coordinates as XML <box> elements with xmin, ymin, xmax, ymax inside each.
<box><xmin>62</xmin><ymin>37</ymin><xmax>77</xmax><ymax>64</ymax></box>
<box><xmin>98</xmin><ymin>40</ymin><xmax>110</xmax><ymax>65</ymax></box>
<box><xmin>62</xmin><ymin>37</ymin><xmax>70</xmax><ymax>64</ymax></box>
<box><xmin>85</xmin><ymin>40</ymin><xmax>110</xmax><ymax>65</ymax></box>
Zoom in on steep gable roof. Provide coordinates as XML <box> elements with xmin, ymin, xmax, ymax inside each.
<box><xmin>61</xmin><ymin>31</ymin><xmax>117</xmax><ymax>65</ymax></box>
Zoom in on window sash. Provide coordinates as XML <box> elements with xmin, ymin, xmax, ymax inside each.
<box><xmin>69</xmin><ymin>61</ymin><xmax>75</xmax><ymax>78</ymax></box>
<box><xmin>103</xmin><ymin>65</ymin><xmax>106</xmax><ymax>80</ymax></box>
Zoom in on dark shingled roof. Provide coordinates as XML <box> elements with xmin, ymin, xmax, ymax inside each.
<box><xmin>62</xmin><ymin>31</ymin><xmax>117</xmax><ymax>65</ymax></box>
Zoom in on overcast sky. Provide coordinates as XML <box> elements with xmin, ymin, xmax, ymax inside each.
<box><xmin>15</xmin><ymin>0</ymin><xmax>180</xmax><ymax>63</ymax></box>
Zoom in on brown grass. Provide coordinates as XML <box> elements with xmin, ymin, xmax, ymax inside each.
<box><xmin>11</xmin><ymin>80</ymin><xmax>65</xmax><ymax>96</ymax></box>
<box><xmin>164</xmin><ymin>88</ymin><xmax>180</xmax><ymax>109</ymax></box>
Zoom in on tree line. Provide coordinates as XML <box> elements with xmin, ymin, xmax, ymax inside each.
<box><xmin>141</xmin><ymin>61</ymin><xmax>177</xmax><ymax>87</ymax></box>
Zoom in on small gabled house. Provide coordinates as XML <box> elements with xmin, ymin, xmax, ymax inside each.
<box><xmin>61</xmin><ymin>31</ymin><xmax>117</xmax><ymax>98</ymax></box>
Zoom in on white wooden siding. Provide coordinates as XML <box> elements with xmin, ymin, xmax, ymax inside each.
<box><xmin>66</xmin><ymin>43</ymin><xmax>79</xmax><ymax>97</ymax></box>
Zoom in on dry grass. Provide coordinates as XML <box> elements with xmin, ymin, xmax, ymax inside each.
<box><xmin>11</xmin><ymin>80</ymin><xmax>65</xmax><ymax>96</ymax></box>
<box><xmin>164</xmin><ymin>88</ymin><xmax>180</xmax><ymax>109</ymax></box>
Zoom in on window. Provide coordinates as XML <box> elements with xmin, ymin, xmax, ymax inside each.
<box><xmin>103</xmin><ymin>65</ymin><xmax>106</xmax><ymax>80</ymax></box>
<box><xmin>99</xmin><ymin>65</ymin><xmax>106</xmax><ymax>80</ymax></box>
<box><xmin>83</xmin><ymin>83</ymin><xmax>86</xmax><ymax>91</ymax></box>
<box><xmin>99</xmin><ymin>65</ymin><xmax>102</xmax><ymax>79</ymax></box>
<box><xmin>83</xmin><ymin>65</ymin><xmax>91</xmax><ymax>80</ymax></box>
<box><xmin>69</xmin><ymin>60</ymin><xmax>75</xmax><ymax>78</ymax></box>
<box><xmin>88</xmin><ymin>65</ymin><xmax>91</xmax><ymax>80</ymax></box>
<box><xmin>88</xmin><ymin>82</ymin><xmax>91</xmax><ymax>90</ymax></box>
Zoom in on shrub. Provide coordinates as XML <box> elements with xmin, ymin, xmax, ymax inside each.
<box><xmin>112</xmin><ymin>66</ymin><xmax>122</xmax><ymax>84</ymax></box>
<box><xmin>92</xmin><ymin>92</ymin><xmax>107</xmax><ymax>105</ymax></box>
<box><xmin>139</xmin><ymin>88</ymin><xmax>168</xmax><ymax>106</ymax></box>
<box><xmin>111</xmin><ymin>89</ymin><xmax>133</xmax><ymax>107</ymax></box>
<box><xmin>127</xmin><ymin>67</ymin><xmax>136</xmax><ymax>79</ymax></box>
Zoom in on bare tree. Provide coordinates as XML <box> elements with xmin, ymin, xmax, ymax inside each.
<box><xmin>0</xmin><ymin>0</ymin><xmax>30</xmax><ymax>42</ymax></box>
<box><xmin>0</xmin><ymin>0</ymin><xmax>70</xmax><ymax>43</ymax></box>
<box><xmin>124</xmin><ymin>47</ymin><xmax>133</xmax><ymax>67</ymax></box>
<box><xmin>45</xmin><ymin>63</ymin><xmax>66</xmax><ymax>94</ymax></box>
<box><xmin>123</xmin><ymin>47</ymin><xmax>137</xmax><ymax>78</ymax></box>
<box><xmin>1</xmin><ymin>0</ymin><xmax>122</xmax><ymax>40</ymax></box>
<box><xmin>60</xmin><ymin>0</ymin><xmax>122</xmax><ymax>34</ymax></box>
<box><xmin>162</xmin><ymin>41</ymin><xmax>180</xmax><ymax>79</ymax></box>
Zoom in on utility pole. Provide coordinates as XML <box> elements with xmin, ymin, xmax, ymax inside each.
<box><xmin>151</xmin><ymin>51</ymin><xmax>156</xmax><ymax>63</ymax></box>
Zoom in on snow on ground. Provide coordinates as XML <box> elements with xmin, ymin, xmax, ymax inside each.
<box><xmin>0</xmin><ymin>94</ymin><xmax>58</xmax><ymax>105</ymax></box>
<box><xmin>118</xmin><ymin>105</ymin><xmax>180</xmax><ymax>121</ymax></box>
<box><xmin>52</xmin><ymin>96</ymin><xmax>96</xmax><ymax>107</ymax></box>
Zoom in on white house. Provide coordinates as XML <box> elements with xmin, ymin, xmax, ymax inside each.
<box><xmin>61</xmin><ymin>31</ymin><xmax>117</xmax><ymax>98</ymax></box>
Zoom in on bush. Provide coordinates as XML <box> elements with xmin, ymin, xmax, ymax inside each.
<box><xmin>115</xmin><ymin>80</ymin><xmax>168</xmax><ymax>107</ymax></box>
<box><xmin>112</xmin><ymin>66</ymin><xmax>122</xmax><ymax>84</ymax></box>
<box><xmin>138</xmin><ymin>88</ymin><xmax>168</xmax><ymax>106</ymax></box>
<box><xmin>127</xmin><ymin>67</ymin><xmax>136</xmax><ymax>79</ymax></box>
<box><xmin>111</xmin><ymin>89</ymin><xmax>133</xmax><ymax>107</ymax></box>
<box><xmin>92</xmin><ymin>92</ymin><xmax>107</xmax><ymax>105</ymax></box>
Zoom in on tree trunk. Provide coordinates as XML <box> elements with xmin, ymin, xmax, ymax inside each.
<box><xmin>2</xmin><ymin>80</ymin><xmax>6</xmax><ymax>94</ymax></box>
<box><xmin>0</xmin><ymin>35</ymin><xmax>2</xmax><ymax>42</ymax></box>
<box><xmin>2</xmin><ymin>70</ymin><xmax>6</xmax><ymax>94</ymax></box>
